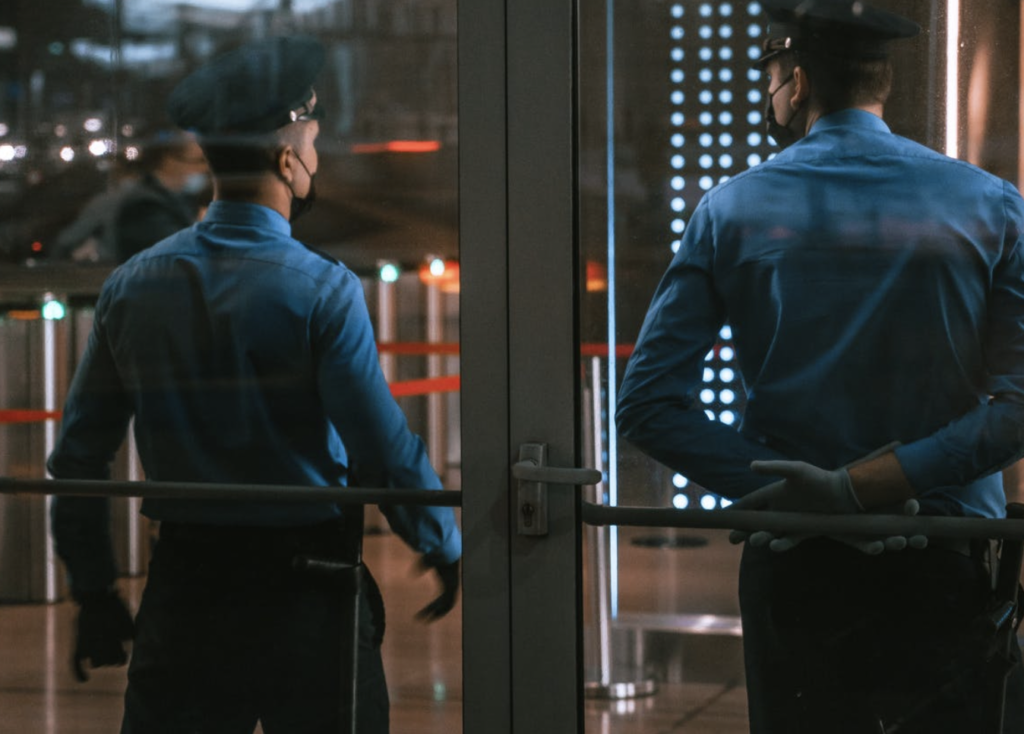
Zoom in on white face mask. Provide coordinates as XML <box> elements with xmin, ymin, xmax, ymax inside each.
<box><xmin>180</xmin><ymin>172</ymin><xmax>209</xmax><ymax>195</ymax></box>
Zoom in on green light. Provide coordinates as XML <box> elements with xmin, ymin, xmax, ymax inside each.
<box><xmin>41</xmin><ymin>300</ymin><xmax>66</xmax><ymax>321</ymax></box>
<box><xmin>379</xmin><ymin>263</ymin><xmax>400</xmax><ymax>283</ymax></box>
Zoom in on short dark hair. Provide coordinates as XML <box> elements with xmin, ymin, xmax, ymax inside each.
<box><xmin>198</xmin><ymin>139</ymin><xmax>277</xmax><ymax>178</ymax></box>
<box><xmin>776</xmin><ymin>51</ymin><xmax>894</xmax><ymax>114</ymax></box>
<box><xmin>197</xmin><ymin>123</ymin><xmax>309</xmax><ymax>180</ymax></box>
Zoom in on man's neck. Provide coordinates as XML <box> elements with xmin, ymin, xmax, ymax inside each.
<box><xmin>213</xmin><ymin>176</ymin><xmax>291</xmax><ymax>222</ymax></box>
<box><xmin>805</xmin><ymin>103</ymin><xmax>884</xmax><ymax>134</ymax></box>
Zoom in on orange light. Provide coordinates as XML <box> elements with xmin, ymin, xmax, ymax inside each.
<box><xmin>30</xmin><ymin>241</ymin><xmax>43</xmax><ymax>252</ymax></box>
<box><xmin>351</xmin><ymin>140</ymin><xmax>442</xmax><ymax>154</ymax></box>
<box><xmin>586</xmin><ymin>260</ymin><xmax>608</xmax><ymax>292</ymax></box>
<box><xmin>418</xmin><ymin>260</ymin><xmax>460</xmax><ymax>294</ymax></box>
<box><xmin>7</xmin><ymin>309</ymin><xmax>41</xmax><ymax>320</ymax></box>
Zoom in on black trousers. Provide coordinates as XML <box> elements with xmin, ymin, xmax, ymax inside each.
<box><xmin>121</xmin><ymin>521</ymin><xmax>388</xmax><ymax>734</ymax></box>
<box><xmin>739</xmin><ymin>538</ymin><xmax>1024</xmax><ymax>734</ymax></box>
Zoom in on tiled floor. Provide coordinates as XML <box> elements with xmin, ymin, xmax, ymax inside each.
<box><xmin>0</xmin><ymin>525</ymin><xmax>752</xmax><ymax>733</ymax></box>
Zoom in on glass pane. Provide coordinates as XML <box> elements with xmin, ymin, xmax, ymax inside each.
<box><xmin>580</xmin><ymin>1</ymin><xmax>1023</xmax><ymax>732</ymax></box>
<box><xmin>0</xmin><ymin>1</ymin><xmax>461</xmax><ymax>731</ymax></box>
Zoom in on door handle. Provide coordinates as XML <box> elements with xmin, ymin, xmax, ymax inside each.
<box><xmin>513</xmin><ymin>443</ymin><xmax>603</xmax><ymax>536</ymax></box>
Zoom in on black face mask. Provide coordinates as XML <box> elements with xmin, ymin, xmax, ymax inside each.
<box><xmin>764</xmin><ymin>72</ymin><xmax>799</xmax><ymax>149</ymax></box>
<box><xmin>288</xmin><ymin>151</ymin><xmax>318</xmax><ymax>222</ymax></box>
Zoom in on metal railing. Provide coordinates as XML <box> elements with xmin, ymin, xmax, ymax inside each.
<box><xmin>0</xmin><ymin>477</ymin><xmax>461</xmax><ymax>506</ymax></box>
<box><xmin>581</xmin><ymin>503</ymin><xmax>1024</xmax><ymax>540</ymax></box>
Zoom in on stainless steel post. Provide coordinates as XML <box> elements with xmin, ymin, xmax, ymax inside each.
<box><xmin>377</xmin><ymin>274</ymin><xmax>397</xmax><ymax>384</ymax></box>
<box><xmin>38</xmin><ymin>292</ymin><xmax>65</xmax><ymax>602</ymax></box>
<box><xmin>123</xmin><ymin>423</ymin><xmax>148</xmax><ymax>576</ymax></box>
<box><xmin>583</xmin><ymin>356</ymin><xmax>656</xmax><ymax>699</ymax></box>
<box><xmin>425</xmin><ymin>277</ymin><xmax>446</xmax><ymax>480</ymax></box>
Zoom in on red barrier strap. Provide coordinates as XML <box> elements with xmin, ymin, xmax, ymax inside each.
<box><xmin>377</xmin><ymin>342</ymin><xmax>461</xmax><ymax>356</ymax></box>
<box><xmin>0</xmin><ymin>410</ymin><xmax>62</xmax><ymax>425</ymax></box>
<box><xmin>389</xmin><ymin>376</ymin><xmax>461</xmax><ymax>398</ymax></box>
<box><xmin>580</xmin><ymin>344</ymin><xmax>635</xmax><ymax>358</ymax></box>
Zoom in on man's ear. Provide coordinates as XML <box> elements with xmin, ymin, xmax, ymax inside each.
<box><xmin>275</xmin><ymin>145</ymin><xmax>294</xmax><ymax>182</ymax></box>
<box><xmin>791</xmin><ymin>65</ymin><xmax>811</xmax><ymax>108</ymax></box>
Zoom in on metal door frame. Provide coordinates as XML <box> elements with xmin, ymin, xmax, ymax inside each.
<box><xmin>459</xmin><ymin>0</ymin><xmax>583</xmax><ymax>731</ymax></box>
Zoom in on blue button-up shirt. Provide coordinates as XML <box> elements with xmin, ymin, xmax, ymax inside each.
<box><xmin>49</xmin><ymin>201</ymin><xmax>461</xmax><ymax>592</ymax></box>
<box><xmin>617</xmin><ymin>110</ymin><xmax>1024</xmax><ymax>518</ymax></box>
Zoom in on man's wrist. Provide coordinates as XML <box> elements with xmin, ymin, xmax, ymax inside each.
<box><xmin>847</xmin><ymin>452</ymin><xmax>916</xmax><ymax>510</ymax></box>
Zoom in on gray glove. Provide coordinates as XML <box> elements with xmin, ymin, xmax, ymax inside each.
<box><xmin>746</xmin><ymin>498</ymin><xmax>928</xmax><ymax>554</ymax></box>
<box><xmin>728</xmin><ymin>455</ymin><xmax>926</xmax><ymax>554</ymax></box>
<box><xmin>734</xmin><ymin>460</ymin><xmax>862</xmax><ymax>514</ymax></box>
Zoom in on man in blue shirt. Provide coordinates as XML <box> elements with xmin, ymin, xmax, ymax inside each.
<box><xmin>48</xmin><ymin>36</ymin><xmax>460</xmax><ymax>733</ymax></box>
<box><xmin>617</xmin><ymin>1</ymin><xmax>1024</xmax><ymax>731</ymax></box>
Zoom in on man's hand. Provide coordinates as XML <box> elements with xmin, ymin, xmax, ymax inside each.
<box><xmin>727</xmin><ymin>457</ymin><xmax>928</xmax><ymax>554</ymax></box>
<box><xmin>743</xmin><ymin>460</ymin><xmax>863</xmax><ymax>513</ymax></box>
<box><xmin>72</xmin><ymin>588</ymin><xmax>134</xmax><ymax>682</ymax></box>
<box><xmin>754</xmin><ymin>498</ymin><xmax>928</xmax><ymax>554</ymax></box>
<box><xmin>415</xmin><ymin>559</ymin><xmax>460</xmax><ymax>622</ymax></box>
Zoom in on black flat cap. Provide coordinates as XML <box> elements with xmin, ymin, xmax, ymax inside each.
<box><xmin>167</xmin><ymin>35</ymin><xmax>326</xmax><ymax>136</ymax></box>
<box><xmin>756</xmin><ymin>0</ymin><xmax>920</xmax><ymax>66</ymax></box>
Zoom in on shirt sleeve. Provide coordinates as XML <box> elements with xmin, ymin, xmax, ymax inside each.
<box><xmin>46</xmin><ymin>287</ymin><xmax>134</xmax><ymax>598</ymax></box>
<box><xmin>615</xmin><ymin>199</ymin><xmax>789</xmax><ymax>499</ymax></box>
<box><xmin>314</xmin><ymin>271</ymin><xmax>461</xmax><ymax>565</ymax></box>
<box><xmin>894</xmin><ymin>181</ymin><xmax>1024</xmax><ymax>489</ymax></box>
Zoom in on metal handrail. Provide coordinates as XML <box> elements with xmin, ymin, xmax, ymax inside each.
<box><xmin>582</xmin><ymin>503</ymin><xmax>1024</xmax><ymax>540</ymax></box>
<box><xmin>0</xmin><ymin>477</ymin><xmax>462</xmax><ymax>506</ymax></box>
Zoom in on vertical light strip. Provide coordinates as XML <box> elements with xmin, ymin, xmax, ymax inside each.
<box><xmin>945</xmin><ymin>0</ymin><xmax>960</xmax><ymax>157</ymax></box>
<box><xmin>1020</xmin><ymin>7</ymin><xmax>1024</xmax><ymax>188</ymax></box>
<box><xmin>605</xmin><ymin>0</ymin><xmax>620</xmax><ymax>618</ymax></box>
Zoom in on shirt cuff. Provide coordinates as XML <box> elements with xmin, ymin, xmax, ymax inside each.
<box><xmin>893</xmin><ymin>440</ymin><xmax>943</xmax><ymax>492</ymax></box>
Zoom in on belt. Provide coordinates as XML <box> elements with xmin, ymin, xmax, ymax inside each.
<box><xmin>927</xmin><ymin>537</ymin><xmax>973</xmax><ymax>557</ymax></box>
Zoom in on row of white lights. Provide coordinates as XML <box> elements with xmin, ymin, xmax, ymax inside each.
<box><xmin>668</xmin><ymin>1</ymin><xmax>769</xmax><ymax>255</ymax></box>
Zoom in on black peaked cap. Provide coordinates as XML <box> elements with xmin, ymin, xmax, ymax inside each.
<box><xmin>757</xmin><ymin>0</ymin><xmax>920</xmax><ymax>65</ymax></box>
<box><xmin>167</xmin><ymin>35</ymin><xmax>326</xmax><ymax>136</ymax></box>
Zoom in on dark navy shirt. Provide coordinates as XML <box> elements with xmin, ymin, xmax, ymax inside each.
<box><xmin>617</xmin><ymin>110</ymin><xmax>1024</xmax><ymax>517</ymax></box>
<box><xmin>49</xmin><ymin>201</ymin><xmax>460</xmax><ymax>591</ymax></box>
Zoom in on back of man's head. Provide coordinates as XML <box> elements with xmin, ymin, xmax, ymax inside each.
<box><xmin>757</xmin><ymin>0</ymin><xmax>919</xmax><ymax>114</ymax></box>
<box><xmin>167</xmin><ymin>36</ymin><xmax>326</xmax><ymax>192</ymax></box>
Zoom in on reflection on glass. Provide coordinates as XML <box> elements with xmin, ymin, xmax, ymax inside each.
<box><xmin>0</xmin><ymin>1</ymin><xmax>461</xmax><ymax>732</ymax></box>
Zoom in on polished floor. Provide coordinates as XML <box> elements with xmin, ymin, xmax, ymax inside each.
<box><xmin>0</xmin><ymin>524</ymin><xmax>751</xmax><ymax>734</ymax></box>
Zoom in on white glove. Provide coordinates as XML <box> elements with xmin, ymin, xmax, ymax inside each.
<box><xmin>751</xmin><ymin>498</ymin><xmax>928</xmax><ymax>554</ymax></box>
<box><xmin>727</xmin><ymin>457</ymin><xmax>927</xmax><ymax>554</ymax></box>
<box><xmin>734</xmin><ymin>460</ymin><xmax>862</xmax><ymax>514</ymax></box>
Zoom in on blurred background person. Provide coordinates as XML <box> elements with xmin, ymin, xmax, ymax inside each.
<box><xmin>53</xmin><ymin>130</ymin><xmax>210</xmax><ymax>263</ymax></box>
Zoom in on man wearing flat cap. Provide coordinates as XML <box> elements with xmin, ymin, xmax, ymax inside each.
<box><xmin>618</xmin><ymin>0</ymin><xmax>1024</xmax><ymax>731</ymax></box>
<box><xmin>47</xmin><ymin>35</ymin><xmax>461</xmax><ymax>733</ymax></box>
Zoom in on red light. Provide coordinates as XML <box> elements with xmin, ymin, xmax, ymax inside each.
<box><xmin>586</xmin><ymin>260</ymin><xmax>608</xmax><ymax>292</ymax></box>
<box><xmin>351</xmin><ymin>140</ymin><xmax>442</xmax><ymax>154</ymax></box>
<box><xmin>31</xmin><ymin>241</ymin><xmax>43</xmax><ymax>252</ymax></box>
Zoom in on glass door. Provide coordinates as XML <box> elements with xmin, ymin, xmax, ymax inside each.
<box><xmin>459</xmin><ymin>0</ymin><xmax>585</xmax><ymax>731</ymax></box>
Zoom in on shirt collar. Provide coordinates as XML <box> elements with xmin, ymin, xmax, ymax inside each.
<box><xmin>202</xmin><ymin>200</ymin><xmax>292</xmax><ymax>237</ymax></box>
<box><xmin>810</xmin><ymin>108</ymin><xmax>892</xmax><ymax>136</ymax></box>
